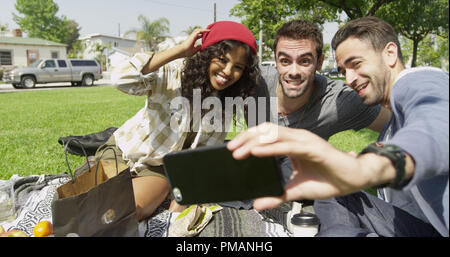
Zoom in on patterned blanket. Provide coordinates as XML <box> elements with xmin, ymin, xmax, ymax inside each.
<box><xmin>199</xmin><ymin>203</ymin><xmax>292</xmax><ymax>237</ymax></box>
<box><xmin>0</xmin><ymin>174</ymin><xmax>290</xmax><ymax>237</ymax></box>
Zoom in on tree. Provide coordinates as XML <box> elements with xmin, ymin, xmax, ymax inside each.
<box><xmin>124</xmin><ymin>15</ymin><xmax>170</xmax><ymax>52</ymax></box>
<box><xmin>231</xmin><ymin>0</ymin><xmax>448</xmax><ymax>67</ymax></box>
<box><xmin>317</xmin><ymin>0</ymin><xmax>396</xmax><ymax>20</ymax></box>
<box><xmin>13</xmin><ymin>0</ymin><xmax>71</xmax><ymax>44</ymax></box>
<box><xmin>182</xmin><ymin>25</ymin><xmax>201</xmax><ymax>36</ymax></box>
<box><xmin>67</xmin><ymin>40</ymin><xmax>85</xmax><ymax>59</ymax></box>
<box><xmin>376</xmin><ymin>0</ymin><xmax>449</xmax><ymax>67</ymax></box>
<box><xmin>230</xmin><ymin>0</ymin><xmax>340</xmax><ymax>60</ymax></box>
<box><xmin>417</xmin><ymin>35</ymin><xmax>448</xmax><ymax>70</ymax></box>
<box><xmin>90</xmin><ymin>42</ymin><xmax>111</xmax><ymax>71</ymax></box>
<box><xmin>401</xmin><ymin>33</ymin><xmax>449</xmax><ymax>70</ymax></box>
<box><xmin>0</xmin><ymin>22</ymin><xmax>8</xmax><ymax>32</ymax></box>
<box><xmin>64</xmin><ymin>20</ymin><xmax>81</xmax><ymax>53</ymax></box>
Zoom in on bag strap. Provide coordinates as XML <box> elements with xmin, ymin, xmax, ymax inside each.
<box><xmin>94</xmin><ymin>146</ymin><xmax>119</xmax><ymax>186</ymax></box>
<box><xmin>63</xmin><ymin>138</ymin><xmax>91</xmax><ymax>180</ymax></box>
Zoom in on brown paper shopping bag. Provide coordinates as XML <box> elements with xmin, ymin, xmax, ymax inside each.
<box><xmin>52</xmin><ymin>139</ymin><xmax>138</xmax><ymax>237</ymax></box>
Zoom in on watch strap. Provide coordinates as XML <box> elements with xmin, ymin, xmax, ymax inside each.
<box><xmin>359</xmin><ymin>143</ymin><xmax>407</xmax><ymax>189</ymax></box>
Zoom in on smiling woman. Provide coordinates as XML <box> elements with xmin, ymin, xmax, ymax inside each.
<box><xmin>100</xmin><ymin>20</ymin><xmax>261</xmax><ymax>221</ymax></box>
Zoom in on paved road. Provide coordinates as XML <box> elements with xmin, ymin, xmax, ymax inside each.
<box><xmin>0</xmin><ymin>78</ymin><xmax>113</xmax><ymax>93</ymax></box>
<box><xmin>0</xmin><ymin>72</ymin><xmax>112</xmax><ymax>93</ymax></box>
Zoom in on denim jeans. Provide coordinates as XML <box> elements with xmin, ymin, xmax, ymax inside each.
<box><xmin>314</xmin><ymin>191</ymin><xmax>441</xmax><ymax>237</ymax></box>
<box><xmin>277</xmin><ymin>155</ymin><xmax>293</xmax><ymax>187</ymax></box>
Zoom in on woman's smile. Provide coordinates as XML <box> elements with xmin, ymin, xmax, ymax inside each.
<box><xmin>209</xmin><ymin>45</ymin><xmax>247</xmax><ymax>91</ymax></box>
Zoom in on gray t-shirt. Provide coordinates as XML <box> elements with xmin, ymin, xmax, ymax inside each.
<box><xmin>256</xmin><ymin>66</ymin><xmax>381</xmax><ymax>185</ymax></box>
<box><xmin>256</xmin><ymin>65</ymin><xmax>381</xmax><ymax>140</ymax></box>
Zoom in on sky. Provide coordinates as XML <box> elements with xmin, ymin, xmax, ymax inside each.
<box><xmin>0</xmin><ymin>0</ymin><xmax>338</xmax><ymax>44</ymax></box>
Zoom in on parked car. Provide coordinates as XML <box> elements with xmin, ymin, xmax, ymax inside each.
<box><xmin>2</xmin><ymin>59</ymin><xmax>102</xmax><ymax>89</ymax></box>
<box><xmin>320</xmin><ymin>68</ymin><xmax>340</xmax><ymax>78</ymax></box>
<box><xmin>261</xmin><ymin>61</ymin><xmax>276</xmax><ymax>67</ymax></box>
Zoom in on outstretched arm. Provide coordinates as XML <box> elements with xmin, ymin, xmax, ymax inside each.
<box><xmin>141</xmin><ymin>28</ymin><xmax>209</xmax><ymax>74</ymax></box>
<box><xmin>227</xmin><ymin>122</ymin><xmax>414</xmax><ymax>211</ymax></box>
<box><xmin>111</xmin><ymin>28</ymin><xmax>210</xmax><ymax>96</ymax></box>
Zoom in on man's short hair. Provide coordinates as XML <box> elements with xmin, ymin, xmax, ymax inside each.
<box><xmin>273</xmin><ymin>19</ymin><xmax>323</xmax><ymax>59</ymax></box>
<box><xmin>331</xmin><ymin>16</ymin><xmax>404</xmax><ymax>64</ymax></box>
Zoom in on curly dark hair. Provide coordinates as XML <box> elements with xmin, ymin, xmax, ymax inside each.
<box><xmin>181</xmin><ymin>39</ymin><xmax>260</xmax><ymax>121</ymax></box>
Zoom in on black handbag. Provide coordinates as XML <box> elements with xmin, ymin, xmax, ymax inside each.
<box><xmin>51</xmin><ymin>139</ymin><xmax>138</xmax><ymax>236</ymax></box>
<box><xmin>57</xmin><ymin>127</ymin><xmax>118</xmax><ymax>156</ymax></box>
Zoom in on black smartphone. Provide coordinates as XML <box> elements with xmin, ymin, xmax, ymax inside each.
<box><xmin>162</xmin><ymin>143</ymin><xmax>284</xmax><ymax>205</ymax></box>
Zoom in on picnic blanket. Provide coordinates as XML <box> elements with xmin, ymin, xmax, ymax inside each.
<box><xmin>198</xmin><ymin>204</ymin><xmax>292</xmax><ymax>237</ymax></box>
<box><xmin>0</xmin><ymin>174</ymin><xmax>291</xmax><ymax>237</ymax></box>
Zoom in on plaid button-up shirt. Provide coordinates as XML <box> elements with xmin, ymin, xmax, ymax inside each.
<box><xmin>110</xmin><ymin>52</ymin><xmax>227</xmax><ymax>173</ymax></box>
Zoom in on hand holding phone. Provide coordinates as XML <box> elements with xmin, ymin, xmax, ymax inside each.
<box><xmin>163</xmin><ymin>144</ymin><xmax>284</xmax><ymax>205</ymax></box>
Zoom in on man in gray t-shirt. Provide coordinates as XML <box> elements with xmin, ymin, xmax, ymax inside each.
<box><xmin>254</xmin><ymin>20</ymin><xmax>389</xmax><ymax>185</ymax></box>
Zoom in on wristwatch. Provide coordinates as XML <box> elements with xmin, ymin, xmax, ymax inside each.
<box><xmin>359</xmin><ymin>143</ymin><xmax>408</xmax><ymax>189</ymax></box>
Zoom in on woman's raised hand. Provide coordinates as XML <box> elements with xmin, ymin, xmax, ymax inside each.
<box><xmin>178</xmin><ymin>28</ymin><xmax>210</xmax><ymax>58</ymax></box>
<box><xmin>141</xmin><ymin>28</ymin><xmax>210</xmax><ymax>74</ymax></box>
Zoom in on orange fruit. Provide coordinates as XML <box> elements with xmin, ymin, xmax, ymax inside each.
<box><xmin>33</xmin><ymin>221</ymin><xmax>53</xmax><ymax>237</ymax></box>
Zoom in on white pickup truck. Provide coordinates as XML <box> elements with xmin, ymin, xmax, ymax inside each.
<box><xmin>3</xmin><ymin>59</ymin><xmax>103</xmax><ymax>89</ymax></box>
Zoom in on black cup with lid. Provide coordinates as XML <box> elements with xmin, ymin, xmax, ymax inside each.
<box><xmin>290</xmin><ymin>212</ymin><xmax>320</xmax><ymax>227</ymax></box>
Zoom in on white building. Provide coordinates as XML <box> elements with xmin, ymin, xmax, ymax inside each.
<box><xmin>79</xmin><ymin>33</ymin><xmax>148</xmax><ymax>71</ymax></box>
<box><xmin>79</xmin><ymin>33</ymin><xmax>142</xmax><ymax>59</ymax></box>
<box><xmin>107</xmin><ymin>36</ymin><xmax>186</xmax><ymax>71</ymax></box>
<box><xmin>0</xmin><ymin>29</ymin><xmax>67</xmax><ymax>68</ymax></box>
<box><xmin>321</xmin><ymin>47</ymin><xmax>337</xmax><ymax>70</ymax></box>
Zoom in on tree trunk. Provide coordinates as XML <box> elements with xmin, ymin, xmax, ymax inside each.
<box><xmin>411</xmin><ymin>39</ymin><xmax>419</xmax><ymax>67</ymax></box>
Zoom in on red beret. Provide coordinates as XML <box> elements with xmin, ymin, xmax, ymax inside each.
<box><xmin>201</xmin><ymin>21</ymin><xmax>257</xmax><ymax>55</ymax></box>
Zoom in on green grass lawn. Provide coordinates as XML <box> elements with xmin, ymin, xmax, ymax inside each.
<box><xmin>0</xmin><ymin>86</ymin><xmax>379</xmax><ymax>181</ymax></box>
<box><xmin>0</xmin><ymin>86</ymin><xmax>145</xmax><ymax>179</ymax></box>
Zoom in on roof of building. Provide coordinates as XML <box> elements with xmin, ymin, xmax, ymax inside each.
<box><xmin>0</xmin><ymin>36</ymin><xmax>67</xmax><ymax>47</ymax></box>
<box><xmin>79</xmin><ymin>33</ymin><xmax>137</xmax><ymax>42</ymax></box>
<box><xmin>110</xmin><ymin>44</ymin><xmax>149</xmax><ymax>56</ymax></box>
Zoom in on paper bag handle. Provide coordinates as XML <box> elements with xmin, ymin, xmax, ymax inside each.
<box><xmin>63</xmin><ymin>138</ymin><xmax>91</xmax><ymax>180</ymax></box>
<box><xmin>94</xmin><ymin>146</ymin><xmax>119</xmax><ymax>186</ymax></box>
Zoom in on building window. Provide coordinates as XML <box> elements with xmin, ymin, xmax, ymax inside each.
<box><xmin>0</xmin><ymin>50</ymin><xmax>12</xmax><ymax>65</ymax></box>
<box><xmin>51</xmin><ymin>51</ymin><xmax>59</xmax><ymax>59</ymax></box>
<box><xmin>114</xmin><ymin>42</ymin><xmax>118</xmax><ymax>47</ymax></box>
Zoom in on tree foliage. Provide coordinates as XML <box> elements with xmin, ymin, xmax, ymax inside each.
<box><xmin>14</xmin><ymin>0</ymin><xmax>66</xmax><ymax>42</ymax></box>
<box><xmin>0</xmin><ymin>22</ymin><xmax>8</xmax><ymax>32</ymax></box>
<box><xmin>229</xmin><ymin>0</ymin><xmax>389</xmax><ymax>60</ymax></box>
<box><xmin>231</xmin><ymin>0</ymin><xmax>449</xmax><ymax>68</ymax></box>
<box><xmin>182</xmin><ymin>25</ymin><xmax>201</xmax><ymax>36</ymax></box>
<box><xmin>124</xmin><ymin>15</ymin><xmax>170</xmax><ymax>52</ymax></box>
<box><xmin>318</xmin><ymin>0</ymin><xmax>396</xmax><ymax>19</ymax></box>
<box><xmin>64</xmin><ymin>20</ymin><xmax>81</xmax><ymax>53</ymax></box>
<box><xmin>91</xmin><ymin>42</ymin><xmax>111</xmax><ymax>71</ymax></box>
<box><xmin>67</xmin><ymin>40</ymin><xmax>84</xmax><ymax>59</ymax></box>
<box><xmin>13</xmin><ymin>0</ymin><xmax>80</xmax><ymax>52</ymax></box>
<box><xmin>376</xmin><ymin>0</ymin><xmax>449</xmax><ymax>67</ymax></box>
<box><xmin>401</xmin><ymin>34</ymin><xmax>449</xmax><ymax>70</ymax></box>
